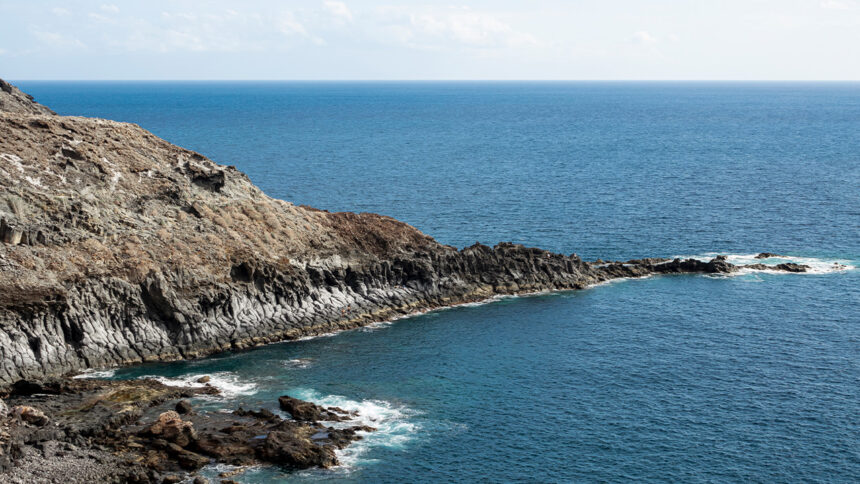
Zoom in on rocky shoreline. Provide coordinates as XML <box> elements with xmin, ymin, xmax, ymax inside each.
<box><xmin>0</xmin><ymin>376</ymin><xmax>376</xmax><ymax>483</ymax></box>
<box><xmin>0</xmin><ymin>79</ymin><xmax>822</xmax><ymax>481</ymax></box>
<box><xmin>0</xmin><ymin>254</ymin><xmax>815</xmax><ymax>483</ymax></box>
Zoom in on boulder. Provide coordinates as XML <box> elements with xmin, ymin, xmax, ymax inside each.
<box><xmin>142</xmin><ymin>411</ymin><xmax>198</xmax><ymax>447</ymax></box>
<box><xmin>256</xmin><ymin>430</ymin><xmax>337</xmax><ymax>468</ymax></box>
<box><xmin>10</xmin><ymin>405</ymin><xmax>49</xmax><ymax>426</ymax></box>
<box><xmin>776</xmin><ymin>263</ymin><xmax>809</xmax><ymax>273</ymax></box>
<box><xmin>755</xmin><ymin>252</ymin><xmax>784</xmax><ymax>259</ymax></box>
<box><xmin>175</xmin><ymin>400</ymin><xmax>193</xmax><ymax>415</ymax></box>
<box><xmin>278</xmin><ymin>396</ymin><xmax>325</xmax><ymax>422</ymax></box>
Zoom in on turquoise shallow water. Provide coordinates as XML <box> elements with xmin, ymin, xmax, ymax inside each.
<box><xmin>21</xmin><ymin>82</ymin><xmax>860</xmax><ymax>482</ymax></box>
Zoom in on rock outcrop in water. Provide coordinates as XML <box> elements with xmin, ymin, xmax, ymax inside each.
<box><xmin>0</xmin><ymin>78</ymin><xmax>809</xmax><ymax>388</ymax></box>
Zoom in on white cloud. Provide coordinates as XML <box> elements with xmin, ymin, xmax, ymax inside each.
<box><xmin>377</xmin><ymin>6</ymin><xmax>540</xmax><ymax>50</ymax></box>
<box><xmin>0</xmin><ymin>48</ymin><xmax>6</xmax><ymax>56</ymax></box>
<box><xmin>324</xmin><ymin>1</ymin><xmax>353</xmax><ymax>22</ymax></box>
<box><xmin>631</xmin><ymin>31</ymin><xmax>657</xmax><ymax>45</ymax></box>
<box><xmin>32</xmin><ymin>30</ymin><xmax>86</xmax><ymax>49</ymax></box>
<box><xmin>51</xmin><ymin>7</ymin><xmax>70</xmax><ymax>16</ymax></box>
<box><xmin>116</xmin><ymin>9</ymin><xmax>326</xmax><ymax>53</ymax></box>
<box><xmin>277</xmin><ymin>11</ymin><xmax>309</xmax><ymax>36</ymax></box>
<box><xmin>819</xmin><ymin>0</ymin><xmax>858</xmax><ymax>9</ymax></box>
<box><xmin>88</xmin><ymin>13</ymin><xmax>115</xmax><ymax>23</ymax></box>
<box><xmin>100</xmin><ymin>4</ymin><xmax>120</xmax><ymax>14</ymax></box>
<box><xmin>278</xmin><ymin>11</ymin><xmax>325</xmax><ymax>44</ymax></box>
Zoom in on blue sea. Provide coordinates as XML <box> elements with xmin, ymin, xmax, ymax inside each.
<box><xmin>21</xmin><ymin>81</ymin><xmax>859</xmax><ymax>483</ymax></box>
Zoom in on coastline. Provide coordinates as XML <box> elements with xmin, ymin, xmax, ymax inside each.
<box><xmin>0</xmin><ymin>78</ymin><xmax>853</xmax><ymax>482</ymax></box>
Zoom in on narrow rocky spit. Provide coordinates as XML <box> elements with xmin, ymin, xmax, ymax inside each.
<box><xmin>0</xmin><ymin>79</ymin><xmax>816</xmax><ymax>482</ymax></box>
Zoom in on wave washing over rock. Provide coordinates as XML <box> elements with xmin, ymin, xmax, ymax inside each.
<box><xmin>0</xmin><ymin>80</ymin><xmax>841</xmax><ymax>482</ymax></box>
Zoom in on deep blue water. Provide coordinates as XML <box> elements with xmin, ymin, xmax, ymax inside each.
<box><xmin>19</xmin><ymin>82</ymin><xmax>860</xmax><ymax>482</ymax></box>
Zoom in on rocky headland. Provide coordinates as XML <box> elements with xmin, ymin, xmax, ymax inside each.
<box><xmin>0</xmin><ymin>79</ymin><xmax>812</xmax><ymax>481</ymax></box>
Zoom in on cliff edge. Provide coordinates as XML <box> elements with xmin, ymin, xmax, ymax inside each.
<box><xmin>0</xmin><ymin>79</ymin><xmax>55</xmax><ymax>116</ymax></box>
<box><xmin>0</xmin><ymin>79</ymin><xmax>610</xmax><ymax>385</ymax></box>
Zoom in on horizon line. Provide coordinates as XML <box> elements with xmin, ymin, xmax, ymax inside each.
<box><xmin>9</xmin><ymin>79</ymin><xmax>860</xmax><ymax>83</ymax></box>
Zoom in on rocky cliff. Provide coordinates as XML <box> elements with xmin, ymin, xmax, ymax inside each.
<box><xmin>0</xmin><ymin>79</ymin><xmax>803</xmax><ymax>387</ymax></box>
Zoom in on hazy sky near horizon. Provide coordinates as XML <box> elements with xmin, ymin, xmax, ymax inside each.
<box><xmin>0</xmin><ymin>1</ymin><xmax>858</xmax><ymax>80</ymax></box>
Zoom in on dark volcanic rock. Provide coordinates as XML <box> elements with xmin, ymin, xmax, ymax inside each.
<box><xmin>0</xmin><ymin>377</ymin><xmax>372</xmax><ymax>481</ymax></box>
<box><xmin>257</xmin><ymin>428</ymin><xmax>338</xmax><ymax>469</ymax></box>
<box><xmin>141</xmin><ymin>411</ymin><xmax>198</xmax><ymax>447</ymax></box>
<box><xmin>175</xmin><ymin>400</ymin><xmax>193</xmax><ymax>415</ymax></box>
<box><xmin>775</xmin><ymin>263</ymin><xmax>808</xmax><ymax>273</ymax></box>
<box><xmin>755</xmin><ymin>252</ymin><xmax>784</xmax><ymax>259</ymax></box>
<box><xmin>0</xmin><ymin>378</ymin><xmax>217</xmax><ymax>482</ymax></box>
<box><xmin>278</xmin><ymin>395</ymin><xmax>346</xmax><ymax>422</ymax></box>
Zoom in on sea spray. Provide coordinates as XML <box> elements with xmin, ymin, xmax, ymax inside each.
<box><xmin>137</xmin><ymin>372</ymin><xmax>259</xmax><ymax>399</ymax></box>
<box><xmin>285</xmin><ymin>388</ymin><xmax>420</xmax><ymax>469</ymax></box>
<box><xmin>674</xmin><ymin>253</ymin><xmax>856</xmax><ymax>276</ymax></box>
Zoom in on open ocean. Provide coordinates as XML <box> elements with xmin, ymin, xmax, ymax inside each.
<box><xmin>23</xmin><ymin>81</ymin><xmax>859</xmax><ymax>483</ymax></box>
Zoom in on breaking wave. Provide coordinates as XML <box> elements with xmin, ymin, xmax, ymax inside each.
<box><xmin>284</xmin><ymin>358</ymin><xmax>314</xmax><ymax>369</ymax></box>
<box><xmin>137</xmin><ymin>371</ymin><xmax>258</xmax><ymax>398</ymax></box>
<box><xmin>72</xmin><ymin>368</ymin><xmax>117</xmax><ymax>379</ymax></box>
<box><xmin>287</xmin><ymin>388</ymin><xmax>419</xmax><ymax>471</ymax></box>
<box><xmin>674</xmin><ymin>253</ymin><xmax>856</xmax><ymax>275</ymax></box>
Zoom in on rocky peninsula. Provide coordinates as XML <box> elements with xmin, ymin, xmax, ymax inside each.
<box><xmin>0</xmin><ymin>79</ymin><xmax>811</xmax><ymax>481</ymax></box>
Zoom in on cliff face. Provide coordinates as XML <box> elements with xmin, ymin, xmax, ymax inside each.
<box><xmin>0</xmin><ymin>80</ymin><xmax>609</xmax><ymax>386</ymax></box>
<box><xmin>0</xmin><ymin>80</ymin><xmax>797</xmax><ymax>387</ymax></box>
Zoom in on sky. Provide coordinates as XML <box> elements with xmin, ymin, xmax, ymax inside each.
<box><xmin>0</xmin><ymin>0</ymin><xmax>858</xmax><ymax>80</ymax></box>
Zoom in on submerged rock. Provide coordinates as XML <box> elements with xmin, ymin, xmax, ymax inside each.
<box><xmin>175</xmin><ymin>400</ymin><xmax>193</xmax><ymax>415</ymax></box>
<box><xmin>755</xmin><ymin>252</ymin><xmax>785</xmax><ymax>259</ymax></box>
<box><xmin>775</xmin><ymin>263</ymin><xmax>809</xmax><ymax>273</ymax></box>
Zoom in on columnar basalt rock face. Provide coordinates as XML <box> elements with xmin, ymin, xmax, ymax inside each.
<box><xmin>0</xmin><ymin>79</ymin><xmax>806</xmax><ymax>387</ymax></box>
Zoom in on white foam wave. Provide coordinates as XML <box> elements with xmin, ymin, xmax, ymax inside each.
<box><xmin>672</xmin><ymin>252</ymin><xmax>856</xmax><ymax>276</ymax></box>
<box><xmin>358</xmin><ymin>320</ymin><xmax>394</xmax><ymax>332</ymax></box>
<box><xmin>295</xmin><ymin>331</ymin><xmax>339</xmax><ymax>342</ymax></box>
<box><xmin>283</xmin><ymin>358</ymin><xmax>313</xmax><ymax>369</ymax></box>
<box><xmin>198</xmin><ymin>463</ymin><xmax>262</xmax><ymax>482</ymax></box>
<box><xmin>287</xmin><ymin>388</ymin><xmax>419</xmax><ymax>469</ymax></box>
<box><xmin>457</xmin><ymin>295</ymin><xmax>511</xmax><ymax>307</ymax></box>
<box><xmin>72</xmin><ymin>368</ymin><xmax>117</xmax><ymax>379</ymax></box>
<box><xmin>138</xmin><ymin>371</ymin><xmax>258</xmax><ymax>398</ymax></box>
<box><xmin>586</xmin><ymin>273</ymin><xmax>655</xmax><ymax>289</ymax></box>
<box><xmin>435</xmin><ymin>293</ymin><xmax>534</xmax><ymax>310</ymax></box>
